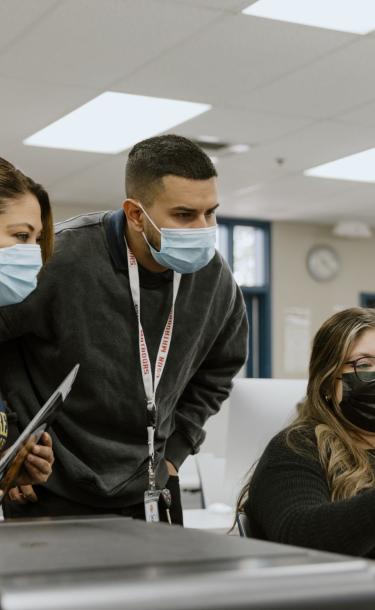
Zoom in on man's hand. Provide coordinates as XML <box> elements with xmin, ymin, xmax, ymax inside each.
<box><xmin>8</xmin><ymin>432</ymin><xmax>54</xmax><ymax>504</ymax></box>
<box><xmin>166</xmin><ymin>460</ymin><xmax>178</xmax><ymax>476</ymax></box>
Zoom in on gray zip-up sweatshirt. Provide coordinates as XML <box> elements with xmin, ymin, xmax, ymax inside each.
<box><xmin>0</xmin><ymin>210</ymin><xmax>248</xmax><ymax>508</ymax></box>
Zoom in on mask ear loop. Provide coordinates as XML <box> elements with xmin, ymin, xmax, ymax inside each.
<box><xmin>136</xmin><ymin>202</ymin><xmax>161</xmax><ymax>235</ymax></box>
<box><xmin>135</xmin><ymin>202</ymin><xmax>162</xmax><ymax>252</ymax></box>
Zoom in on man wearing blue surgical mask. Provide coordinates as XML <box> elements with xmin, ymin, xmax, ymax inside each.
<box><xmin>0</xmin><ymin>135</ymin><xmax>248</xmax><ymax>523</ymax></box>
<box><xmin>124</xmin><ymin>177</ymin><xmax>218</xmax><ymax>276</ymax></box>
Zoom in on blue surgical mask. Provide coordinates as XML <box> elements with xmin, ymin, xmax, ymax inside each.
<box><xmin>0</xmin><ymin>244</ymin><xmax>42</xmax><ymax>306</ymax></box>
<box><xmin>139</xmin><ymin>204</ymin><xmax>217</xmax><ymax>274</ymax></box>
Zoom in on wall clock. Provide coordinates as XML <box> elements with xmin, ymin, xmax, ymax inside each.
<box><xmin>306</xmin><ymin>245</ymin><xmax>340</xmax><ymax>282</ymax></box>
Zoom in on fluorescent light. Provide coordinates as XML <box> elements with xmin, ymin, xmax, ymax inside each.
<box><xmin>242</xmin><ymin>0</ymin><xmax>375</xmax><ymax>34</ymax></box>
<box><xmin>305</xmin><ymin>148</ymin><xmax>375</xmax><ymax>183</ymax></box>
<box><xmin>24</xmin><ymin>92</ymin><xmax>211</xmax><ymax>154</ymax></box>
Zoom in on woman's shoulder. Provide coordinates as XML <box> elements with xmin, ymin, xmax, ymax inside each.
<box><xmin>261</xmin><ymin>423</ymin><xmax>319</xmax><ymax>467</ymax></box>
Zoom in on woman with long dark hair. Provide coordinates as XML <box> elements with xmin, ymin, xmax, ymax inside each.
<box><xmin>0</xmin><ymin>157</ymin><xmax>54</xmax><ymax>504</ymax></box>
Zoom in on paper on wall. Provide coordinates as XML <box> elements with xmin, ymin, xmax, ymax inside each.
<box><xmin>284</xmin><ymin>307</ymin><xmax>311</xmax><ymax>375</ymax></box>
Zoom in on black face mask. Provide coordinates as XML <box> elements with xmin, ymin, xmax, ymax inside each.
<box><xmin>340</xmin><ymin>372</ymin><xmax>375</xmax><ymax>432</ymax></box>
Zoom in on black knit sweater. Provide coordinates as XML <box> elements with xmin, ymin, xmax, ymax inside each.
<box><xmin>244</xmin><ymin>428</ymin><xmax>375</xmax><ymax>558</ymax></box>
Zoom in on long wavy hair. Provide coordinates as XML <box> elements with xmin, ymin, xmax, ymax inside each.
<box><xmin>237</xmin><ymin>307</ymin><xmax>375</xmax><ymax>513</ymax></box>
<box><xmin>0</xmin><ymin>157</ymin><xmax>54</xmax><ymax>262</ymax></box>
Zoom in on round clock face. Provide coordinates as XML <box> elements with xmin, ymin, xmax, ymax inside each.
<box><xmin>306</xmin><ymin>245</ymin><xmax>340</xmax><ymax>282</ymax></box>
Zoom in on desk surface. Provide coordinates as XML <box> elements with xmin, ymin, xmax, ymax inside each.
<box><xmin>0</xmin><ymin>516</ymin><xmax>374</xmax><ymax>610</ymax></box>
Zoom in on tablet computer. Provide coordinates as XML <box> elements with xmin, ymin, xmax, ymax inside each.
<box><xmin>0</xmin><ymin>363</ymin><xmax>79</xmax><ymax>497</ymax></box>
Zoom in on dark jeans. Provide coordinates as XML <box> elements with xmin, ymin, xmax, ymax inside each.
<box><xmin>3</xmin><ymin>475</ymin><xmax>183</xmax><ymax>525</ymax></box>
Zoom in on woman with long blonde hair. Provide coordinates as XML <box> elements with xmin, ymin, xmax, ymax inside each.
<box><xmin>239</xmin><ymin>307</ymin><xmax>375</xmax><ymax>557</ymax></box>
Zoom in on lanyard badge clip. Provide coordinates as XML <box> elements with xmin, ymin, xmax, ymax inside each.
<box><xmin>144</xmin><ymin>489</ymin><xmax>160</xmax><ymax>523</ymax></box>
<box><xmin>145</xmin><ymin>401</ymin><xmax>159</xmax><ymax>522</ymax></box>
<box><xmin>147</xmin><ymin>399</ymin><xmax>157</xmax><ymax>492</ymax></box>
<box><xmin>144</xmin><ymin>488</ymin><xmax>173</xmax><ymax>525</ymax></box>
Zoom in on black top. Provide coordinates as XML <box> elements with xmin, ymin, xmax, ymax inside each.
<box><xmin>245</xmin><ymin>427</ymin><xmax>375</xmax><ymax>558</ymax></box>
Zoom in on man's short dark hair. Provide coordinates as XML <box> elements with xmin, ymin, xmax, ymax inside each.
<box><xmin>125</xmin><ymin>134</ymin><xmax>217</xmax><ymax>203</ymax></box>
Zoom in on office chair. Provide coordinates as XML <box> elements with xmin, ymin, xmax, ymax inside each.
<box><xmin>236</xmin><ymin>511</ymin><xmax>252</xmax><ymax>538</ymax></box>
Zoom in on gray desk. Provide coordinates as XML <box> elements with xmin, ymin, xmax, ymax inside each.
<box><xmin>0</xmin><ymin>516</ymin><xmax>374</xmax><ymax>610</ymax></box>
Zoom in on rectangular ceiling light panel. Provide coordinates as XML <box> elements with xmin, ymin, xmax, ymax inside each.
<box><xmin>242</xmin><ymin>0</ymin><xmax>375</xmax><ymax>34</ymax></box>
<box><xmin>305</xmin><ymin>148</ymin><xmax>375</xmax><ymax>183</ymax></box>
<box><xmin>24</xmin><ymin>92</ymin><xmax>211</xmax><ymax>154</ymax></box>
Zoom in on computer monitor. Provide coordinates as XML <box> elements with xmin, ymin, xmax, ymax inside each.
<box><xmin>224</xmin><ymin>378</ymin><xmax>307</xmax><ymax>506</ymax></box>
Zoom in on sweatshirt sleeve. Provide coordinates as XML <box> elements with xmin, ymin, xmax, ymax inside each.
<box><xmin>0</xmin><ymin>308</ymin><xmax>15</xmax><ymax>341</ymax></box>
<box><xmin>165</xmin><ymin>283</ymin><xmax>248</xmax><ymax>470</ymax></box>
<box><xmin>0</xmin><ymin>296</ymin><xmax>37</xmax><ymax>342</ymax></box>
<box><xmin>247</xmin><ymin>436</ymin><xmax>375</xmax><ymax>557</ymax></box>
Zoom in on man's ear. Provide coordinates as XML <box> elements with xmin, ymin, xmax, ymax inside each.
<box><xmin>123</xmin><ymin>199</ymin><xmax>144</xmax><ymax>233</ymax></box>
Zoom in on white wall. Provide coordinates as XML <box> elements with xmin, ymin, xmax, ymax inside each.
<box><xmin>272</xmin><ymin>221</ymin><xmax>375</xmax><ymax>378</ymax></box>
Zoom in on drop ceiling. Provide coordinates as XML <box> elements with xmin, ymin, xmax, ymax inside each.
<box><xmin>2</xmin><ymin>0</ymin><xmax>375</xmax><ymax>225</ymax></box>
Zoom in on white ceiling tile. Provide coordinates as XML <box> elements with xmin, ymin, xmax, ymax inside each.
<box><xmin>0</xmin><ymin>0</ymin><xmax>58</xmax><ymax>53</ymax></box>
<box><xmin>49</xmin><ymin>155</ymin><xmax>127</xmax><ymax>207</ymax></box>
<box><xmin>164</xmin><ymin>107</ymin><xmax>312</xmax><ymax>145</ymax></box>
<box><xmin>222</xmin><ymin>175</ymin><xmax>375</xmax><ymax>223</ymax></box>
<box><xmin>0</xmin><ymin>76</ymin><xmax>98</xmax><ymax>145</ymax></box>
<box><xmin>169</xmin><ymin>0</ymin><xmax>250</xmax><ymax>10</ymax></box>
<box><xmin>212</xmin><ymin>148</ymin><xmax>290</xmax><ymax>204</ymax></box>
<box><xmin>338</xmin><ymin>101</ymin><xmax>375</xmax><ymax>128</ymax></box>
<box><xmin>0</xmin><ymin>75</ymin><xmax>106</xmax><ymax>186</ymax></box>
<box><xmin>212</xmin><ymin>119</ymin><xmax>375</xmax><ymax>209</ymax></box>
<box><xmin>0</xmin><ymin>0</ymin><xmax>219</xmax><ymax>88</ymax></box>
<box><xmin>278</xmin><ymin>182</ymin><xmax>375</xmax><ymax>225</ymax></box>
<box><xmin>239</xmin><ymin>38</ymin><xmax>375</xmax><ymax>119</ymax></box>
<box><xmin>258</xmin><ymin>120</ymin><xmax>375</xmax><ymax>173</ymax></box>
<box><xmin>114</xmin><ymin>14</ymin><xmax>354</xmax><ymax>108</ymax></box>
<box><xmin>2</xmin><ymin>144</ymin><xmax>110</xmax><ymax>193</ymax></box>
<box><xmin>2</xmin><ymin>1</ymin><xmax>375</xmax><ymax>225</ymax></box>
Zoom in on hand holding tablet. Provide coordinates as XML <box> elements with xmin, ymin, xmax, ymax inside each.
<box><xmin>0</xmin><ymin>364</ymin><xmax>79</xmax><ymax>502</ymax></box>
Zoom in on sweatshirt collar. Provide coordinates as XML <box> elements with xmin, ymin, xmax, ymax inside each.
<box><xmin>104</xmin><ymin>209</ymin><xmax>173</xmax><ymax>286</ymax></box>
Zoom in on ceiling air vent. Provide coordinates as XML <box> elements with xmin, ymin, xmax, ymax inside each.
<box><xmin>192</xmin><ymin>138</ymin><xmax>251</xmax><ymax>162</ymax></box>
<box><xmin>192</xmin><ymin>137</ymin><xmax>231</xmax><ymax>151</ymax></box>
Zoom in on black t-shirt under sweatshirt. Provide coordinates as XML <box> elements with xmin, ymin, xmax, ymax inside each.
<box><xmin>245</xmin><ymin>427</ymin><xmax>375</xmax><ymax>558</ymax></box>
<box><xmin>0</xmin><ymin>210</ymin><xmax>248</xmax><ymax>509</ymax></box>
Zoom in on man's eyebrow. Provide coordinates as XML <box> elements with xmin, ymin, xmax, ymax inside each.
<box><xmin>6</xmin><ymin>223</ymin><xmax>36</xmax><ymax>231</ymax></box>
<box><xmin>170</xmin><ymin>203</ymin><xmax>220</xmax><ymax>212</ymax></box>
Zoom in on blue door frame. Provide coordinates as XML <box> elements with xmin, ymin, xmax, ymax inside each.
<box><xmin>217</xmin><ymin>216</ymin><xmax>272</xmax><ymax>378</ymax></box>
<box><xmin>360</xmin><ymin>293</ymin><xmax>375</xmax><ymax>308</ymax></box>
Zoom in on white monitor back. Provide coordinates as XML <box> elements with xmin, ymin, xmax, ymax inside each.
<box><xmin>223</xmin><ymin>378</ymin><xmax>307</xmax><ymax>507</ymax></box>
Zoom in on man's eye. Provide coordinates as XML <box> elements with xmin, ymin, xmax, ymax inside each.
<box><xmin>15</xmin><ymin>233</ymin><xmax>29</xmax><ymax>242</ymax></box>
